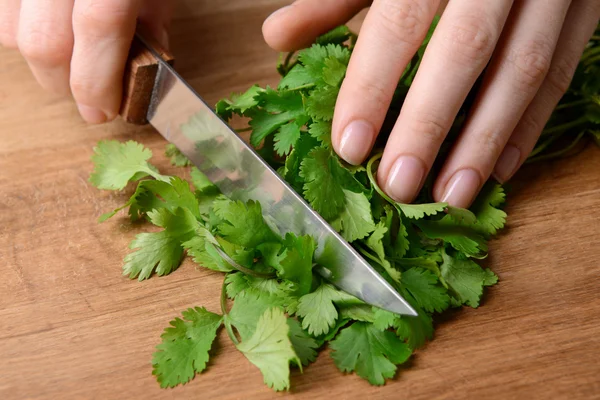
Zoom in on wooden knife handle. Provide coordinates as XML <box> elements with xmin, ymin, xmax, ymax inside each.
<box><xmin>120</xmin><ymin>27</ymin><xmax>175</xmax><ymax>125</ymax></box>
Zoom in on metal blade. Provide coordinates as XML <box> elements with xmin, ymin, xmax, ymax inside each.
<box><xmin>145</xmin><ymin>45</ymin><xmax>417</xmax><ymax>317</ymax></box>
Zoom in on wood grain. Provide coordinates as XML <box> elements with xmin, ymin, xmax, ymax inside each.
<box><xmin>1</xmin><ymin>1</ymin><xmax>599</xmax><ymax>399</ymax></box>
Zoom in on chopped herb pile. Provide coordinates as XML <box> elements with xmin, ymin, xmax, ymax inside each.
<box><xmin>89</xmin><ymin>22</ymin><xmax>599</xmax><ymax>391</ymax></box>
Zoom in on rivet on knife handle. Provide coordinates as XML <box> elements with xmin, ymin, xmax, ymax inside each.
<box><xmin>120</xmin><ymin>26</ymin><xmax>175</xmax><ymax>125</ymax></box>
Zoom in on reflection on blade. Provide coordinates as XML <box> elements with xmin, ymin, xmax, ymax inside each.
<box><xmin>146</xmin><ymin>55</ymin><xmax>417</xmax><ymax>316</ymax></box>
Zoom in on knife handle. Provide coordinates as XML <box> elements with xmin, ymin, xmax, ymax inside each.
<box><xmin>120</xmin><ymin>26</ymin><xmax>175</xmax><ymax>125</ymax></box>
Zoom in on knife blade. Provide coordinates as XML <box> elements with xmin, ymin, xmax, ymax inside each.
<box><xmin>126</xmin><ymin>33</ymin><xmax>417</xmax><ymax>316</ymax></box>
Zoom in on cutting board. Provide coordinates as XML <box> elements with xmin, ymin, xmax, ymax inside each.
<box><xmin>1</xmin><ymin>1</ymin><xmax>599</xmax><ymax>399</ymax></box>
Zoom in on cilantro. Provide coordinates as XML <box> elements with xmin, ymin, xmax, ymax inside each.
<box><xmin>123</xmin><ymin>207</ymin><xmax>198</xmax><ymax>280</ymax></box>
<box><xmin>331</xmin><ymin>190</ymin><xmax>376</xmax><ymax>242</ymax></box>
<box><xmin>236</xmin><ymin>307</ymin><xmax>301</xmax><ymax>391</ymax></box>
<box><xmin>440</xmin><ymin>250</ymin><xmax>498</xmax><ymax>307</ymax></box>
<box><xmin>400</xmin><ymin>267</ymin><xmax>450</xmax><ymax>313</ymax></box>
<box><xmin>330</xmin><ymin>322</ymin><xmax>412</xmax><ymax>385</ymax></box>
<box><xmin>152</xmin><ymin>307</ymin><xmax>222</xmax><ymax>388</ymax></box>
<box><xmin>90</xmin><ymin>140</ymin><xmax>169</xmax><ymax>190</ymax></box>
<box><xmin>300</xmin><ymin>147</ymin><xmax>347</xmax><ymax>220</ymax></box>
<box><xmin>165</xmin><ymin>144</ymin><xmax>191</xmax><ymax>167</ymax></box>
<box><xmin>213</xmin><ymin>198</ymin><xmax>280</xmax><ymax>248</ymax></box>
<box><xmin>296</xmin><ymin>283</ymin><xmax>353</xmax><ymax>336</ymax></box>
<box><xmin>89</xmin><ymin>20</ymin><xmax>600</xmax><ymax>393</ymax></box>
<box><xmin>287</xmin><ymin>318</ymin><xmax>319</xmax><ymax>366</ymax></box>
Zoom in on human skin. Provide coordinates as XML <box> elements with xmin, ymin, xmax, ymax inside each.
<box><xmin>262</xmin><ymin>0</ymin><xmax>600</xmax><ymax>207</ymax></box>
<box><xmin>1</xmin><ymin>0</ymin><xmax>599</xmax><ymax>208</ymax></box>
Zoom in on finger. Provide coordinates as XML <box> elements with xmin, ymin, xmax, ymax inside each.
<box><xmin>0</xmin><ymin>0</ymin><xmax>21</xmax><ymax>48</ymax></box>
<box><xmin>331</xmin><ymin>0</ymin><xmax>441</xmax><ymax>166</ymax></box>
<box><xmin>493</xmin><ymin>1</ymin><xmax>600</xmax><ymax>183</ymax></box>
<box><xmin>262</xmin><ymin>0</ymin><xmax>370</xmax><ymax>52</ymax></box>
<box><xmin>138</xmin><ymin>0</ymin><xmax>175</xmax><ymax>49</ymax></box>
<box><xmin>70</xmin><ymin>0</ymin><xmax>140</xmax><ymax>123</ymax></box>
<box><xmin>17</xmin><ymin>0</ymin><xmax>74</xmax><ymax>95</ymax></box>
<box><xmin>431</xmin><ymin>0</ymin><xmax>572</xmax><ymax>207</ymax></box>
<box><xmin>377</xmin><ymin>0</ymin><xmax>512</xmax><ymax>204</ymax></box>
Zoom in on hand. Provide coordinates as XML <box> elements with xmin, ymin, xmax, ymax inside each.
<box><xmin>0</xmin><ymin>0</ymin><xmax>174</xmax><ymax>124</ymax></box>
<box><xmin>263</xmin><ymin>0</ymin><xmax>600</xmax><ymax>208</ymax></box>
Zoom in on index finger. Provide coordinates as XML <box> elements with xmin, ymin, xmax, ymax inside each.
<box><xmin>70</xmin><ymin>0</ymin><xmax>140</xmax><ymax>123</ymax></box>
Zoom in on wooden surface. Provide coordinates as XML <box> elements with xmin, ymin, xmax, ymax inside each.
<box><xmin>1</xmin><ymin>1</ymin><xmax>600</xmax><ymax>399</ymax></box>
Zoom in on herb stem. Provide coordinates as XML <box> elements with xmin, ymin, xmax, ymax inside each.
<box><xmin>555</xmin><ymin>99</ymin><xmax>590</xmax><ymax>110</ymax></box>
<box><xmin>289</xmin><ymin>83</ymin><xmax>316</xmax><ymax>92</ymax></box>
<box><xmin>220</xmin><ymin>278</ymin><xmax>240</xmax><ymax>346</ymax></box>
<box><xmin>236</xmin><ymin>127</ymin><xmax>253</xmax><ymax>133</ymax></box>
<box><xmin>214</xmin><ymin>246</ymin><xmax>276</xmax><ymax>279</ymax></box>
<box><xmin>540</xmin><ymin>116</ymin><xmax>588</xmax><ymax>137</ymax></box>
<box><xmin>527</xmin><ymin>131</ymin><xmax>587</xmax><ymax>164</ymax></box>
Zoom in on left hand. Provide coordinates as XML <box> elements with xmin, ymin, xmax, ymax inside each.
<box><xmin>263</xmin><ymin>0</ymin><xmax>600</xmax><ymax>208</ymax></box>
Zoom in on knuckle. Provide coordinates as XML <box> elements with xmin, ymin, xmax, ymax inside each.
<box><xmin>70</xmin><ymin>74</ymin><xmax>108</xmax><ymax>105</ymax></box>
<box><xmin>519</xmin><ymin>112</ymin><xmax>543</xmax><ymax>138</ymax></box>
<box><xmin>407</xmin><ymin>112</ymin><xmax>448</xmax><ymax>145</ymax></box>
<box><xmin>351</xmin><ymin>79</ymin><xmax>393</xmax><ymax>111</ymax></box>
<box><xmin>509</xmin><ymin>38</ymin><xmax>553</xmax><ymax>89</ymax></box>
<box><xmin>545</xmin><ymin>52</ymin><xmax>578</xmax><ymax>96</ymax></box>
<box><xmin>17</xmin><ymin>28</ymin><xmax>72</xmax><ymax>67</ymax></box>
<box><xmin>472</xmin><ymin>129</ymin><xmax>505</xmax><ymax>158</ymax></box>
<box><xmin>74</xmin><ymin>0</ymin><xmax>137</xmax><ymax>35</ymax></box>
<box><xmin>441</xmin><ymin>14</ymin><xmax>496</xmax><ymax>66</ymax></box>
<box><xmin>374</xmin><ymin>0</ymin><xmax>433</xmax><ymax>45</ymax></box>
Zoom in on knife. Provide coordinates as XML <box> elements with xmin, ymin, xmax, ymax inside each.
<box><xmin>120</xmin><ymin>31</ymin><xmax>417</xmax><ymax>317</ymax></box>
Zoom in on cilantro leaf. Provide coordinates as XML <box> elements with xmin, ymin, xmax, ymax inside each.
<box><xmin>416</xmin><ymin>215</ymin><xmax>488</xmax><ymax>258</ymax></box>
<box><xmin>213</xmin><ymin>199</ymin><xmax>280</xmax><ymax>248</ymax></box>
<box><xmin>248</xmin><ymin>89</ymin><xmax>306</xmax><ymax>146</ymax></box>
<box><xmin>308</xmin><ymin>119</ymin><xmax>332</xmax><ymax>147</ymax></box>
<box><xmin>89</xmin><ymin>140</ymin><xmax>169</xmax><ymax>190</ymax></box>
<box><xmin>400</xmin><ymin>267</ymin><xmax>450</xmax><ymax>313</ymax></box>
<box><xmin>152</xmin><ymin>307</ymin><xmax>222</xmax><ymax>388</ymax></box>
<box><xmin>330</xmin><ymin>322</ymin><xmax>412</xmax><ymax>385</ymax></box>
<box><xmin>440</xmin><ymin>250</ymin><xmax>498</xmax><ymax>307</ymax></box>
<box><xmin>236</xmin><ymin>307</ymin><xmax>301</xmax><ymax>391</ymax></box>
<box><xmin>296</xmin><ymin>283</ymin><xmax>353</xmax><ymax>336</ymax></box>
<box><xmin>275</xmin><ymin>233</ymin><xmax>316</xmax><ymax>296</ymax></box>
<box><xmin>396</xmin><ymin>202</ymin><xmax>447</xmax><ymax>219</ymax></box>
<box><xmin>365</xmin><ymin>222</ymin><xmax>402</xmax><ymax>283</ymax></box>
<box><xmin>274</xmin><ymin>121</ymin><xmax>302</xmax><ymax>156</ymax></box>
<box><xmin>278</xmin><ymin>64</ymin><xmax>314</xmax><ymax>90</ymax></box>
<box><xmin>101</xmin><ymin>177</ymin><xmax>201</xmax><ymax>223</ymax></box>
<box><xmin>182</xmin><ymin>229</ymin><xmax>233</xmax><ymax>273</ymax></box>
<box><xmin>219</xmin><ymin>85</ymin><xmax>264</xmax><ymax>117</ymax></box>
<box><xmin>226</xmin><ymin>290</ymin><xmax>285</xmax><ymax>341</ymax></box>
<box><xmin>306</xmin><ymin>85</ymin><xmax>339</xmax><ymax>121</ymax></box>
<box><xmin>123</xmin><ymin>207</ymin><xmax>198</xmax><ymax>280</ymax></box>
<box><xmin>300</xmin><ymin>147</ymin><xmax>347</xmax><ymax>220</ymax></box>
<box><xmin>165</xmin><ymin>144</ymin><xmax>191</xmax><ymax>167</ymax></box>
<box><xmin>316</xmin><ymin>25</ymin><xmax>352</xmax><ymax>46</ymax></box>
<box><xmin>287</xmin><ymin>318</ymin><xmax>319</xmax><ymax>366</ymax></box>
<box><xmin>395</xmin><ymin>309</ymin><xmax>434</xmax><ymax>349</ymax></box>
<box><xmin>372</xmin><ymin>308</ymin><xmax>400</xmax><ymax>331</ymax></box>
<box><xmin>470</xmin><ymin>182</ymin><xmax>507</xmax><ymax>237</ymax></box>
<box><xmin>331</xmin><ymin>190</ymin><xmax>376</xmax><ymax>242</ymax></box>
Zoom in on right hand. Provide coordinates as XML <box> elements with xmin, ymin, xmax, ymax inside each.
<box><xmin>0</xmin><ymin>0</ymin><xmax>175</xmax><ymax>124</ymax></box>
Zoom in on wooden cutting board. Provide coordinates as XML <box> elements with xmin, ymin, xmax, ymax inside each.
<box><xmin>1</xmin><ymin>1</ymin><xmax>599</xmax><ymax>399</ymax></box>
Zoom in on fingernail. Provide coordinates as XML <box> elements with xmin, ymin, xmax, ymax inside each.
<box><xmin>77</xmin><ymin>104</ymin><xmax>107</xmax><ymax>124</ymax></box>
<box><xmin>338</xmin><ymin>120</ymin><xmax>375</xmax><ymax>165</ymax></box>
<box><xmin>265</xmin><ymin>5</ymin><xmax>291</xmax><ymax>23</ymax></box>
<box><xmin>493</xmin><ymin>145</ymin><xmax>521</xmax><ymax>183</ymax></box>
<box><xmin>441</xmin><ymin>169</ymin><xmax>481</xmax><ymax>208</ymax></box>
<box><xmin>385</xmin><ymin>155</ymin><xmax>426</xmax><ymax>203</ymax></box>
